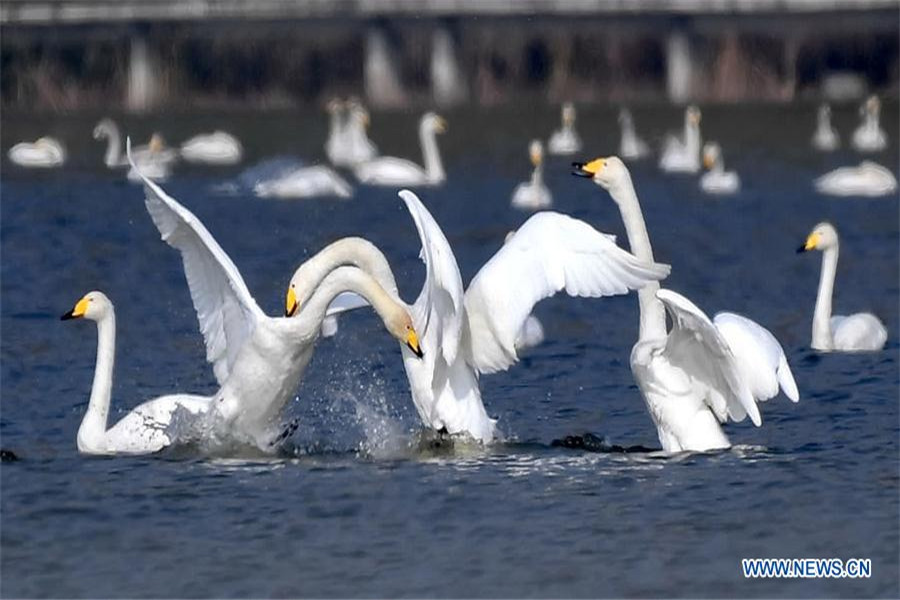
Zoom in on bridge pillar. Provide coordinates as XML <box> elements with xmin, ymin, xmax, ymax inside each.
<box><xmin>431</xmin><ymin>26</ymin><xmax>468</xmax><ymax>106</ymax></box>
<box><xmin>127</xmin><ymin>33</ymin><xmax>161</xmax><ymax>112</ymax></box>
<box><xmin>666</xmin><ymin>30</ymin><xmax>695</xmax><ymax>103</ymax></box>
<box><xmin>364</xmin><ymin>26</ymin><xmax>406</xmax><ymax>108</ymax></box>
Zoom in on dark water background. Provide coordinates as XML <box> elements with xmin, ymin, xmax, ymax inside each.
<box><xmin>1</xmin><ymin>104</ymin><xmax>898</xmax><ymax>597</ymax></box>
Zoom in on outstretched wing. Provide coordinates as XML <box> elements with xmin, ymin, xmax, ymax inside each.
<box><xmin>129</xmin><ymin>140</ymin><xmax>264</xmax><ymax>385</ymax></box>
<box><xmin>713</xmin><ymin>312</ymin><xmax>800</xmax><ymax>404</ymax></box>
<box><xmin>464</xmin><ymin>212</ymin><xmax>671</xmax><ymax>374</ymax></box>
<box><xmin>656</xmin><ymin>289</ymin><xmax>761</xmax><ymax>426</ymax></box>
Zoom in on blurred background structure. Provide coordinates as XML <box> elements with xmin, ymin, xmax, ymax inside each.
<box><xmin>1</xmin><ymin>0</ymin><xmax>898</xmax><ymax>111</ymax></box>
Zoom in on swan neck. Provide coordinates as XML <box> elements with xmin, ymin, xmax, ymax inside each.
<box><xmin>531</xmin><ymin>163</ymin><xmax>544</xmax><ymax>186</ymax></box>
<box><xmin>104</xmin><ymin>124</ymin><xmax>122</xmax><ymax>167</ymax></box>
<box><xmin>812</xmin><ymin>245</ymin><xmax>838</xmax><ymax>349</ymax></box>
<box><xmin>305</xmin><ymin>266</ymin><xmax>401</xmax><ymax>327</ymax></box>
<box><xmin>686</xmin><ymin>120</ymin><xmax>700</xmax><ymax>153</ymax></box>
<box><xmin>298</xmin><ymin>237</ymin><xmax>398</xmax><ymax>299</ymax></box>
<box><xmin>80</xmin><ymin>311</ymin><xmax>115</xmax><ymax>448</ymax></box>
<box><xmin>420</xmin><ymin>125</ymin><xmax>445</xmax><ymax>183</ymax></box>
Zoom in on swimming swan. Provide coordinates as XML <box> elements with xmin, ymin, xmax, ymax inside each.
<box><xmin>326</xmin><ymin>99</ymin><xmax>378</xmax><ymax>167</ymax></box>
<box><xmin>700</xmin><ymin>142</ymin><xmax>740</xmax><ymax>195</ymax></box>
<box><xmin>8</xmin><ymin>137</ymin><xmax>66</xmax><ymax>168</ymax></box>
<box><xmin>289</xmin><ymin>190</ymin><xmax>671</xmax><ymax>443</ymax></box>
<box><xmin>797</xmin><ymin>222</ymin><xmax>887</xmax><ymax>351</ymax></box>
<box><xmin>180</xmin><ymin>131</ymin><xmax>243</xmax><ymax>165</ymax></box>
<box><xmin>659</xmin><ymin>106</ymin><xmax>702</xmax><ymax>173</ymax></box>
<box><xmin>573</xmin><ymin>156</ymin><xmax>799</xmax><ymax>453</ymax></box>
<box><xmin>547</xmin><ymin>102</ymin><xmax>582</xmax><ymax>155</ymax></box>
<box><xmin>851</xmin><ymin>95</ymin><xmax>887</xmax><ymax>153</ymax></box>
<box><xmin>62</xmin><ymin>291</ymin><xmax>211</xmax><ymax>455</ymax></box>
<box><xmin>93</xmin><ymin>119</ymin><xmax>177</xmax><ymax>172</ymax></box>
<box><xmin>618</xmin><ymin>109</ymin><xmax>649</xmax><ymax>160</ymax></box>
<box><xmin>815</xmin><ymin>161</ymin><xmax>897</xmax><ymax>197</ymax></box>
<box><xmin>354</xmin><ymin>112</ymin><xmax>445</xmax><ymax>186</ymax></box>
<box><xmin>511</xmin><ymin>139</ymin><xmax>552</xmax><ymax>210</ymax></box>
<box><xmin>812</xmin><ymin>104</ymin><xmax>839</xmax><ymax>151</ymax></box>
<box><xmin>253</xmin><ymin>165</ymin><xmax>353</xmax><ymax>199</ymax></box>
<box><xmin>129</xmin><ymin>148</ymin><xmax>422</xmax><ymax>449</ymax></box>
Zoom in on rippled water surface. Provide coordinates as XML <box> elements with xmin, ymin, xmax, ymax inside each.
<box><xmin>2</xmin><ymin>105</ymin><xmax>898</xmax><ymax>597</ymax></box>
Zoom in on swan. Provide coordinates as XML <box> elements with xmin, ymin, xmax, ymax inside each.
<box><xmin>180</xmin><ymin>131</ymin><xmax>243</xmax><ymax>165</ymax></box>
<box><xmin>129</xmin><ymin>148</ymin><xmax>421</xmax><ymax>449</ymax></box>
<box><xmin>93</xmin><ymin>119</ymin><xmax>177</xmax><ymax>169</ymax></box>
<box><xmin>659</xmin><ymin>105</ymin><xmax>702</xmax><ymax>173</ymax></box>
<box><xmin>253</xmin><ymin>165</ymin><xmax>353</xmax><ymax>199</ymax></box>
<box><xmin>344</xmin><ymin>99</ymin><xmax>379</xmax><ymax>166</ymax></box>
<box><xmin>851</xmin><ymin>95</ymin><xmax>887</xmax><ymax>152</ymax></box>
<box><xmin>511</xmin><ymin>139</ymin><xmax>553</xmax><ymax>210</ymax></box>
<box><xmin>324</xmin><ymin>99</ymin><xmax>349</xmax><ymax>166</ymax></box>
<box><xmin>700</xmin><ymin>142</ymin><xmax>740</xmax><ymax>195</ymax></box>
<box><xmin>354</xmin><ymin>112</ymin><xmax>445</xmax><ymax>186</ymax></box>
<box><xmin>547</xmin><ymin>102</ymin><xmax>582</xmax><ymax>155</ymax></box>
<box><xmin>814</xmin><ymin>161</ymin><xmax>897</xmax><ymax>197</ymax></box>
<box><xmin>61</xmin><ymin>291</ymin><xmax>211</xmax><ymax>455</ymax></box>
<box><xmin>812</xmin><ymin>104</ymin><xmax>840</xmax><ymax>151</ymax></box>
<box><xmin>288</xmin><ymin>190</ymin><xmax>671</xmax><ymax>443</ymax></box>
<box><xmin>618</xmin><ymin>109</ymin><xmax>649</xmax><ymax>160</ymax></box>
<box><xmin>8</xmin><ymin>137</ymin><xmax>66</xmax><ymax>168</ymax></box>
<box><xmin>797</xmin><ymin>222</ymin><xmax>887</xmax><ymax>351</ymax></box>
<box><xmin>572</xmin><ymin>156</ymin><xmax>800</xmax><ymax>452</ymax></box>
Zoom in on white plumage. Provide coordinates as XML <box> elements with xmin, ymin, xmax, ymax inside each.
<box><xmin>815</xmin><ymin>161</ymin><xmax>897</xmax><ymax>197</ymax></box>
<box><xmin>8</xmin><ymin>137</ymin><xmax>66</xmax><ymax>168</ymax></box>
<box><xmin>659</xmin><ymin>106</ymin><xmax>702</xmax><ymax>173</ymax></box>
<box><xmin>180</xmin><ymin>131</ymin><xmax>243</xmax><ymax>165</ymax></box>
<box><xmin>354</xmin><ymin>113</ymin><xmax>446</xmax><ymax>186</ymax></box>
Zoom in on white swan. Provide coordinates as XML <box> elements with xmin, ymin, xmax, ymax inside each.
<box><xmin>797</xmin><ymin>222</ymin><xmax>887</xmax><ymax>351</ymax></box>
<box><xmin>812</xmin><ymin>104</ymin><xmax>840</xmax><ymax>151</ymax></box>
<box><xmin>511</xmin><ymin>140</ymin><xmax>552</xmax><ymax>210</ymax></box>
<box><xmin>324</xmin><ymin>99</ymin><xmax>349</xmax><ymax>166</ymax></box>
<box><xmin>354</xmin><ymin>112</ymin><xmax>445</xmax><ymax>186</ymax></box>
<box><xmin>129</xmin><ymin>150</ymin><xmax>423</xmax><ymax>450</ymax></box>
<box><xmin>93</xmin><ymin>119</ymin><xmax>178</xmax><ymax>170</ymax></box>
<box><xmin>851</xmin><ymin>95</ymin><xmax>887</xmax><ymax>152</ymax></box>
<box><xmin>618</xmin><ymin>109</ymin><xmax>649</xmax><ymax>160</ymax></box>
<box><xmin>573</xmin><ymin>156</ymin><xmax>799</xmax><ymax>452</ymax></box>
<box><xmin>180</xmin><ymin>131</ymin><xmax>243</xmax><ymax>165</ymax></box>
<box><xmin>700</xmin><ymin>142</ymin><xmax>740</xmax><ymax>195</ymax></box>
<box><xmin>253</xmin><ymin>165</ymin><xmax>353</xmax><ymax>199</ymax></box>
<box><xmin>289</xmin><ymin>190</ymin><xmax>671</xmax><ymax>443</ymax></box>
<box><xmin>547</xmin><ymin>102</ymin><xmax>582</xmax><ymax>155</ymax></box>
<box><xmin>815</xmin><ymin>161</ymin><xmax>897</xmax><ymax>197</ymax></box>
<box><xmin>61</xmin><ymin>291</ymin><xmax>211</xmax><ymax>455</ymax></box>
<box><xmin>8</xmin><ymin>137</ymin><xmax>66</xmax><ymax>168</ymax></box>
<box><xmin>659</xmin><ymin>105</ymin><xmax>702</xmax><ymax>173</ymax></box>
<box><xmin>344</xmin><ymin>99</ymin><xmax>379</xmax><ymax>166</ymax></box>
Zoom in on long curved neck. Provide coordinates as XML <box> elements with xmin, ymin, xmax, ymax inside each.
<box><xmin>865</xmin><ymin>107</ymin><xmax>879</xmax><ymax>133</ymax></box>
<box><xmin>812</xmin><ymin>245</ymin><xmax>838</xmax><ymax>350</ymax></box>
<box><xmin>817</xmin><ymin>111</ymin><xmax>830</xmax><ymax>132</ymax></box>
<box><xmin>103</xmin><ymin>124</ymin><xmax>122</xmax><ymax>167</ymax></box>
<box><xmin>685</xmin><ymin>119</ymin><xmax>700</xmax><ymax>153</ymax></box>
<box><xmin>622</xmin><ymin>118</ymin><xmax>635</xmax><ymax>143</ymax></box>
<box><xmin>531</xmin><ymin>163</ymin><xmax>544</xmax><ymax>187</ymax></box>
<box><xmin>419</xmin><ymin>126</ymin><xmax>444</xmax><ymax>183</ymax></box>
<box><xmin>296</xmin><ymin>237</ymin><xmax>399</xmax><ymax>301</ymax></box>
<box><xmin>608</xmin><ymin>176</ymin><xmax>667</xmax><ymax>341</ymax></box>
<box><xmin>328</xmin><ymin>111</ymin><xmax>343</xmax><ymax>142</ymax></box>
<box><xmin>79</xmin><ymin>312</ymin><xmax>115</xmax><ymax>449</ymax></box>
<box><xmin>304</xmin><ymin>266</ymin><xmax>402</xmax><ymax>327</ymax></box>
<box><xmin>711</xmin><ymin>156</ymin><xmax>724</xmax><ymax>173</ymax></box>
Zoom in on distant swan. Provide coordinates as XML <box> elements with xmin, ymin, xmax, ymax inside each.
<box><xmin>573</xmin><ymin>156</ymin><xmax>799</xmax><ymax>453</ymax></box>
<box><xmin>126</xmin><ymin>134</ymin><xmax>178</xmax><ymax>183</ymax></box>
<box><xmin>62</xmin><ymin>291</ymin><xmax>210</xmax><ymax>455</ymax></box>
<box><xmin>511</xmin><ymin>139</ymin><xmax>552</xmax><ymax>210</ymax></box>
<box><xmin>326</xmin><ymin>99</ymin><xmax>378</xmax><ymax>167</ymax></box>
<box><xmin>700</xmin><ymin>142</ymin><xmax>740</xmax><ymax>195</ymax></box>
<box><xmin>618</xmin><ymin>109</ymin><xmax>649</xmax><ymax>160</ymax></box>
<box><xmin>180</xmin><ymin>131</ymin><xmax>243</xmax><ymax>165</ymax></box>
<box><xmin>254</xmin><ymin>165</ymin><xmax>353</xmax><ymax>199</ymax></box>
<box><xmin>851</xmin><ymin>95</ymin><xmax>887</xmax><ymax>152</ymax></box>
<box><xmin>8</xmin><ymin>137</ymin><xmax>66</xmax><ymax>168</ymax></box>
<box><xmin>815</xmin><ymin>161</ymin><xmax>897</xmax><ymax>197</ymax></box>
<box><xmin>547</xmin><ymin>102</ymin><xmax>582</xmax><ymax>155</ymax></box>
<box><xmin>659</xmin><ymin>105</ymin><xmax>701</xmax><ymax>173</ymax></box>
<box><xmin>797</xmin><ymin>222</ymin><xmax>887</xmax><ymax>351</ymax></box>
<box><xmin>354</xmin><ymin>112</ymin><xmax>445</xmax><ymax>186</ymax></box>
<box><xmin>94</xmin><ymin>119</ymin><xmax>177</xmax><ymax>172</ymax></box>
<box><xmin>812</xmin><ymin>104</ymin><xmax>839</xmax><ymax>151</ymax></box>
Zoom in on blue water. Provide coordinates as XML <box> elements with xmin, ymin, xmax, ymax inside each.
<box><xmin>1</xmin><ymin>105</ymin><xmax>898</xmax><ymax>598</ymax></box>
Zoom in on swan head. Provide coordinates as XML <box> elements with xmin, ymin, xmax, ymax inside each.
<box><xmin>702</xmin><ymin>142</ymin><xmax>721</xmax><ymax>169</ymax></box>
<box><xmin>864</xmin><ymin>95</ymin><xmax>880</xmax><ymax>116</ymax></box>
<box><xmin>347</xmin><ymin>100</ymin><xmax>370</xmax><ymax>127</ymax></box>
<box><xmin>529</xmin><ymin>139</ymin><xmax>544</xmax><ymax>167</ymax></box>
<box><xmin>798</xmin><ymin>222</ymin><xmax>838</xmax><ymax>253</ymax></box>
<box><xmin>148</xmin><ymin>134</ymin><xmax>166</xmax><ymax>153</ymax></box>
<box><xmin>571</xmin><ymin>156</ymin><xmax>630</xmax><ymax>192</ymax></box>
<box><xmin>561</xmin><ymin>102</ymin><xmax>576</xmax><ymax>126</ymax></box>
<box><xmin>687</xmin><ymin>105</ymin><xmax>701</xmax><ymax>125</ymax></box>
<box><xmin>421</xmin><ymin>112</ymin><xmax>447</xmax><ymax>134</ymax></box>
<box><xmin>326</xmin><ymin>98</ymin><xmax>344</xmax><ymax>115</ymax></box>
<box><xmin>618</xmin><ymin>108</ymin><xmax>632</xmax><ymax>125</ymax></box>
<box><xmin>818</xmin><ymin>104</ymin><xmax>831</xmax><ymax>120</ymax></box>
<box><xmin>61</xmin><ymin>291</ymin><xmax>111</xmax><ymax>321</ymax></box>
<box><xmin>92</xmin><ymin>119</ymin><xmax>115</xmax><ymax>140</ymax></box>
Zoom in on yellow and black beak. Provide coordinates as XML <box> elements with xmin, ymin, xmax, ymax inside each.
<box><xmin>285</xmin><ymin>287</ymin><xmax>299</xmax><ymax>317</ymax></box>
<box><xmin>703</xmin><ymin>153</ymin><xmax>715</xmax><ymax>170</ymax></box>
<box><xmin>61</xmin><ymin>297</ymin><xmax>89</xmax><ymax>321</ymax></box>
<box><xmin>572</xmin><ymin>157</ymin><xmax>605</xmax><ymax>178</ymax></box>
<box><xmin>435</xmin><ymin>117</ymin><xmax>448</xmax><ymax>133</ymax></box>
<box><xmin>797</xmin><ymin>232</ymin><xmax>819</xmax><ymax>254</ymax></box>
<box><xmin>406</xmin><ymin>328</ymin><xmax>424</xmax><ymax>359</ymax></box>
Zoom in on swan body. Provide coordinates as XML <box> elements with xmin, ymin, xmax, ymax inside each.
<box><xmin>301</xmin><ymin>190</ymin><xmax>671</xmax><ymax>443</ymax></box>
<box><xmin>619</xmin><ymin>109</ymin><xmax>649</xmax><ymax>160</ymax></box>
<box><xmin>94</xmin><ymin>120</ymin><xmax>177</xmax><ymax>177</ymax></box>
<box><xmin>659</xmin><ymin>106</ymin><xmax>702</xmax><ymax>173</ymax></box>
<box><xmin>700</xmin><ymin>142</ymin><xmax>740</xmax><ymax>195</ymax></box>
<box><xmin>815</xmin><ymin>161</ymin><xmax>897</xmax><ymax>197</ymax></box>
<box><xmin>851</xmin><ymin>96</ymin><xmax>887</xmax><ymax>152</ymax></box>
<box><xmin>573</xmin><ymin>156</ymin><xmax>799</xmax><ymax>452</ymax></box>
<box><xmin>180</xmin><ymin>131</ymin><xmax>243</xmax><ymax>165</ymax></box>
<box><xmin>547</xmin><ymin>102</ymin><xmax>582</xmax><ymax>155</ymax></box>
<box><xmin>254</xmin><ymin>165</ymin><xmax>352</xmax><ymax>199</ymax></box>
<box><xmin>130</xmin><ymin>150</ymin><xmax>420</xmax><ymax>450</ymax></box>
<box><xmin>798</xmin><ymin>222</ymin><xmax>887</xmax><ymax>351</ymax></box>
<box><xmin>354</xmin><ymin>113</ymin><xmax>445</xmax><ymax>186</ymax></box>
<box><xmin>62</xmin><ymin>291</ymin><xmax>211</xmax><ymax>455</ymax></box>
<box><xmin>511</xmin><ymin>140</ymin><xmax>553</xmax><ymax>210</ymax></box>
<box><xmin>812</xmin><ymin>104</ymin><xmax>840</xmax><ymax>151</ymax></box>
<box><xmin>8</xmin><ymin>137</ymin><xmax>66</xmax><ymax>168</ymax></box>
